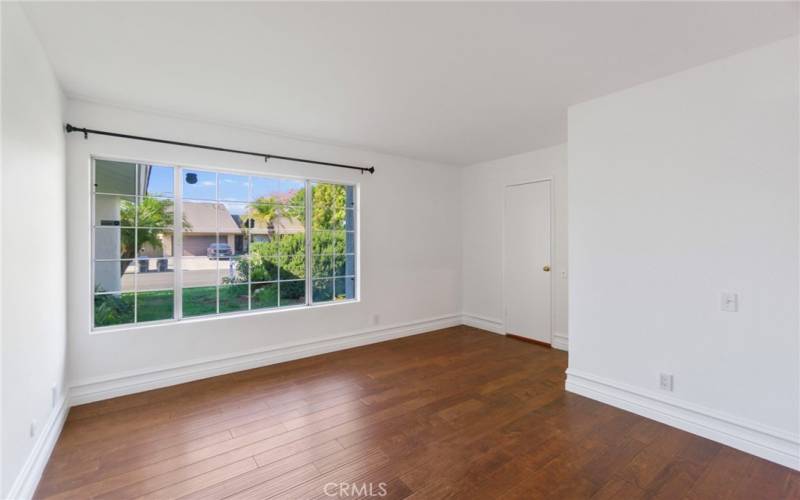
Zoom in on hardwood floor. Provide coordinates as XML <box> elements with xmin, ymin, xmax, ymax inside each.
<box><xmin>36</xmin><ymin>326</ymin><xmax>799</xmax><ymax>499</ymax></box>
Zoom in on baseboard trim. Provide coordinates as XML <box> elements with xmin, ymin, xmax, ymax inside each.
<box><xmin>6</xmin><ymin>392</ymin><xmax>70</xmax><ymax>500</ymax></box>
<box><xmin>70</xmin><ymin>314</ymin><xmax>461</xmax><ymax>406</ymax></box>
<box><xmin>565</xmin><ymin>369</ymin><xmax>800</xmax><ymax>470</ymax></box>
<box><xmin>507</xmin><ymin>333</ymin><xmax>551</xmax><ymax>348</ymax></box>
<box><xmin>461</xmin><ymin>315</ymin><xmax>569</xmax><ymax>352</ymax></box>
<box><xmin>552</xmin><ymin>332</ymin><xmax>568</xmax><ymax>351</ymax></box>
<box><xmin>460</xmin><ymin>313</ymin><xmax>504</xmax><ymax>334</ymax></box>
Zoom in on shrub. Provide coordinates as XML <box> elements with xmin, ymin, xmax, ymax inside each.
<box><xmin>94</xmin><ymin>292</ymin><xmax>134</xmax><ymax>327</ymax></box>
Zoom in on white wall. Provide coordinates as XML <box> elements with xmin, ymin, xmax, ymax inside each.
<box><xmin>65</xmin><ymin>99</ymin><xmax>462</xmax><ymax>396</ymax></box>
<box><xmin>1</xmin><ymin>2</ymin><xmax>67</xmax><ymax>496</ymax></box>
<box><xmin>461</xmin><ymin>144</ymin><xmax>568</xmax><ymax>347</ymax></box>
<box><xmin>567</xmin><ymin>37</ymin><xmax>799</xmax><ymax>468</ymax></box>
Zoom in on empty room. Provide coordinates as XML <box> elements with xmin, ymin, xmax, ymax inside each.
<box><xmin>2</xmin><ymin>1</ymin><xmax>799</xmax><ymax>499</ymax></box>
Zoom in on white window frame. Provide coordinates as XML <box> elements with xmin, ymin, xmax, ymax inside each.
<box><xmin>90</xmin><ymin>155</ymin><xmax>360</xmax><ymax>332</ymax></box>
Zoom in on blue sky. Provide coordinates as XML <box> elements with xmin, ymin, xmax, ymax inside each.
<box><xmin>142</xmin><ymin>165</ymin><xmax>305</xmax><ymax>203</ymax></box>
<box><xmin>142</xmin><ymin>165</ymin><xmax>174</xmax><ymax>197</ymax></box>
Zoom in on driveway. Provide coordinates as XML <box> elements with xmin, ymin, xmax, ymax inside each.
<box><xmin>122</xmin><ymin>257</ymin><xmax>241</xmax><ymax>290</ymax></box>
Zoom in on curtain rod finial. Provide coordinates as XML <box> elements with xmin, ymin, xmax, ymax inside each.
<box><xmin>65</xmin><ymin>123</ymin><xmax>88</xmax><ymax>139</ymax></box>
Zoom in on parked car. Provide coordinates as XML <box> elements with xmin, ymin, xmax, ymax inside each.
<box><xmin>207</xmin><ymin>243</ymin><xmax>233</xmax><ymax>260</ymax></box>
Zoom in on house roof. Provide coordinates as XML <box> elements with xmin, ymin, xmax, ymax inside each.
<box><xmin>183</xmin><ymin>201</ymin><xmax>303</xmax><ymax>235</ymax></box>
<box><xmin>272</xmin><ymin>215</ymin><xmax>304</xmax><ymax>234</ymax></box>
<box><xmin>183</xmin><ymin>202</ymin><xmax>241</xmax><ymax>233</ymax></box>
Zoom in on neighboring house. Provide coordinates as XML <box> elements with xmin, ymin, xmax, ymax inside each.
<box><xmin>179</xmin><ymin>202</ymin><xmax>242</xmax><ymax>256</ymax></box>
<box><xmin>163</xmin><ymin>202</ymin><xmax>305</xmax><ymax>257</ymax></box>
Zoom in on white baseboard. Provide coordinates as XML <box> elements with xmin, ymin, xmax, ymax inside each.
<box><xmin>552</xmin><ymin>332</ymin><xmax>568</xmax><ymax>351</ymax></box>
<box><xmin>461</xmin><ymin>313</ymin><xmax>504</xmax><ymax>334</ymax></box>
<box><xmin>565</xmin><ymin>369</ymin><xmax>800</xmax><ymax>471</ymax></box>
<box><xmin>461</xmin><ymin>315</ymin><xmax>569</xmax><ymax>352</ymax></box>
<box><xmin>70</xmin><ymin>314</ymin><xmax>461</xmax><ymax>406</ymax></box>
<box><xmin>6</xmin><ymin>393</ymin><xmax>70</xmax><ymax>500</ymax></box>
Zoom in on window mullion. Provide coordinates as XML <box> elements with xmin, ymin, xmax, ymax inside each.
<box><xmin>215</xmin><ymin>172</ymin><xmax>220</xmax><ymax>315</ymax></box>
<box><xmin>305</xmin><ymin>180</ymin><xmax>312</xmax><ymax>305</ymax></box>
<box><xmin>248</xmin><ymin>176</ymin><xmax>252</xmax><ymax>311</ymax></box>
<box><xmin>174</xmin><ymin>166</ymin><xmax>183</xmax><ymax>320</ymax></box>
<box><xmin>133</xmin><ymin>163</ymin><xmax>139</xmax><ymax>324</ymax></box>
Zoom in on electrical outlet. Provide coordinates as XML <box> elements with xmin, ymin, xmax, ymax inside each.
<box><xmin>659</xmin><ymin>373</ymin><xmax>674</xmax><ymax>392</ymax></box>
<box><xmin>30</xmin><ymin>420</ymin><xmax>38</xmax><ymax>438</ymax></box>
<box><xmin>721</xmin><ymin>292</ymin><xmax>738</xmax><ymax>312</ymax></box>
<box><xmin>372</xmin><ymin>314</ymin><xmax>380</xmax><ymax>325</ymax></box>
<box><xmin>51</xmin><ymin>385</ymin><xmax>58</xmax><ymax>408</ymax></box>
<box><xmin>560</xmin><ymin>270</ymin><xmax>567</xmax><ymax>279</ymax></box>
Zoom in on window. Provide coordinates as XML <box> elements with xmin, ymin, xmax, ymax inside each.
<box><xmin>92</xmin><ymin>158</ymin><xmax>358</xmax><ymax>329</ymax></box>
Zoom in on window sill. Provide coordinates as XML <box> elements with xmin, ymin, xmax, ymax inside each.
<box><xmin>90</xmin><ymin>298</ymin><xmax>360</xmax><ymax>335</ymax></box>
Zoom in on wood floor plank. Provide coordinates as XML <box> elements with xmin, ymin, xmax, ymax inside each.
<box><xmin>34</xmin><ymin>326</ymin><xmax>800</xmax><ymax>500</ymax></box>
<box><xmin>188</xmin><ymin>463</ymin><xmax>319</xmax><ymax>500</ymax></box>
<box><xmin>138</xmin><ymin>458</ymin><xmax>258</xmax><ymax>500</ymax></box>
<box><xmin>181</xmin><ymin>440</ymin><xmax>344</xmax><ymax>500</ymax></box>
<box><xmin>684</xmin><ymin>446</ymin><xmax>754</xmax><ymax>499</ymax></box>
<box><xmin>590</xmin><ymin>477</ymin><xmax>647</xmax><ymax>500</ymax></box>
<box><xmin>47</xmin><ymin>385</ymin><xmax>370</xmax><ymax>479</ymax></box>
<box><xmin>281</xmin><ymin>448</ymin><xmax>390</xmax><ymax>500</ymax></box>
<box><xmin>47</xmin><ymin>386</ymin><xmax>432</xmax><ymax>498</ymax></box>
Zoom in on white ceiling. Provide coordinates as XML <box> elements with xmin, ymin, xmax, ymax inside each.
<box><xmin>22</xmin><ymin>2</ymin><xmax>799</xmax><ymax>165</ymax></box>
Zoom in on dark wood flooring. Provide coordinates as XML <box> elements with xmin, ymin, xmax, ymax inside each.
<box><xmin>36</xmin><ymin>326</ymin><xmax>800</xmax><ymax>499</ymax></box>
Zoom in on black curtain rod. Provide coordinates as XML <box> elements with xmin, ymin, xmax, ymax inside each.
<box><xmin>64</xmin><ymin>123</ymin><xmax>375</xmax><ymax>174</ymax></box>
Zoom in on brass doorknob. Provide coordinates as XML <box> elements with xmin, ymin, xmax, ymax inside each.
<box><xmin>543</xmin><ymin>266</ymin><xmax>551</xmax><ymax>272</ymax></box>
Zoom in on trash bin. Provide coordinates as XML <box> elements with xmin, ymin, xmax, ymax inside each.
<box><xmin>157</xmin><ymin>258</ymin><xmax>168</xmax><ymax>272</ymax></box>
<box><xmin>138</xmin><ymin>257</ymin><xmax>149</xmax><ymax>273</ymax></box>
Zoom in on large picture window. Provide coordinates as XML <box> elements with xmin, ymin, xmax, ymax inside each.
<box><xmin>92</xmin><ymin>158</ymin><xmax>358</xmax><ymax>329</ymax></box>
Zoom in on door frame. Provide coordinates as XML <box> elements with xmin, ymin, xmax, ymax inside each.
<box><xmin>502</xmin><ymin>177</ymin><xmax>555</xmax><ymax>345</ymax></box>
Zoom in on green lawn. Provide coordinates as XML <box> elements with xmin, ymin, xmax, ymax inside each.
<box><xmin>94</xmin><ymin>281</ymin><xmax>320</xmax><ymax>328</ymax></box>
<box><xmin>138</xmin><ymin>290</ymin><xmax>174</xmax><ymax>322</ymax></box>
<box><xmin>182</xmin><ymin>286</ymin><xmax>219</xmax><ymax>317</ymax></box>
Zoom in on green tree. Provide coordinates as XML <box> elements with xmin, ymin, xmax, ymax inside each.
<box><xmin>243</xmin><ymin>196</ymin><xmax>281</xmax><ymax>232</ymax></box>
<box><xmin>118</xmin><ymin>197</ymin><xmax>187</xmax><ymax>275</ymax></box>
<box><xmin>234</xmin><ymin>184</ymin><xmax>349</xmax><ymax>285</ymax></box>
<box><xmin>232</xmin><ymin>235</ymin><xmax>306</xmax><ymax>283</ymax></box>
<box><xmin>283</xmin><ymin>184</ymin><xmax>347</xmax><ymax>229</ymax></box>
